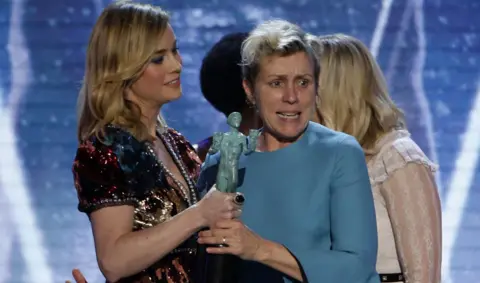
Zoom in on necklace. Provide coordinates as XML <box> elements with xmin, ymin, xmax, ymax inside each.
<box><xmin>145</xmin><ymin>127</ymin><xmax>198</xmax><ymax>206</ymax></box>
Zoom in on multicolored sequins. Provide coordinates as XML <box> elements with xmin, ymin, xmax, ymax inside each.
<box><xmin>72</xmin><ymin>125</ymin><xmax>202</xmax><ymax>282</ymax></box>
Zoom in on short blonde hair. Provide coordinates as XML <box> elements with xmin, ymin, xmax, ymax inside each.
<box><xmin>77</xmin><ymin>0</ymin><xmax>169</xmax><ymax>142</ymax></box>
<box><xmin>241</xmin><ymin>20</ymin><xmax>320</xmax><ymax>89</ymax></box>
<box><xmin>311</xmin><ymin>33</ymin><xmax>405</xmax><ymax>151</ymax></box>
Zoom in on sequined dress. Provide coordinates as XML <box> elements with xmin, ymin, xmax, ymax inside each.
<box><xmin>72</xmin><ymin>125</ymin><xmax>202</xmax><ymax>283</ymax></box>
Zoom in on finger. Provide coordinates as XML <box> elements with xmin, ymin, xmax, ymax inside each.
<box><xmin>197</xmin><ymin>236</ymin><xmax>215</xmax><ymax>244</ymax></box>
<box><xmin>232</xmin><ymin>208</ymin><xmax>242</xmax><ymax>219</ymax></box>
<box><xmin>221</xmin><ymin>207</ymin><xmax>242</xmax><ymax>219</ymax></box>
<box><xmin>225</xmin><ymin>192</ymin><xmax>235</xmax><ymax>200</ymax></box>
<box><xmin>224</xmin><ymin>195</ymin><xmax>235</xmax><ymax>209</ymax></box>
<box><xmin>226</xmin><ymin>193</ymin><xmax>244</xmax><ymax>207</ymax></box>
<box><xmin>72</xmin><ymin>269</ymin><xmax>87</xmax><ymax>283</ymax></box>
<box><xmin>215</xmin><ymin>219</ymin><xmax>241</xmax><ymax>229</ymax></box>
<box><xmin>233</xmin><ymin>192</ymin><xmax>245</xmax><ymax>205</ymax></box>
<box><xmin>209</xmin><ymin>228</ymin><xmax>235</xmax><ymax>238</ymax></box>
<box><xmin>198</xmin><ymin>230</ymin><xmax>213</xmax><ymax>237</ymax></box>
<box><xmin>221</xmin><ymin>211</ymin><xmax>236</xmax><ymax>219</ymax></box>
<box><xmin>198</xmin><ymin>235</ymin><xmax>226</xmax><ymax>245</ymax></box>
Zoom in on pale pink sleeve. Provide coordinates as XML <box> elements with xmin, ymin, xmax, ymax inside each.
<box><xmin>380</xmin><ymin>163</ymin><xmax>442</xmax><ymax>283</ymax></box>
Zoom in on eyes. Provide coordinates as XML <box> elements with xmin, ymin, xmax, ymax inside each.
<box><xmin>150</xmin><ymin>47</ymin><xmax>180</xmax><ymax>64</ymax></box>
<box><xmin>268</xmin><ymin>78</ymin><xmax>311</xmax><ymax>88</ymax></box>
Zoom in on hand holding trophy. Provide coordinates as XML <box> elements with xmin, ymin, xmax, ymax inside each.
<box><xmin>202</xmin><ymin>112</ymin><xmax>259</xmax><ymax>283</ymax></box>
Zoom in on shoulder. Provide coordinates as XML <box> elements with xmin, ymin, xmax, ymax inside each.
<box><xmin>73</xmin><ymin>127</ymin><xmax>156</xmax><ymax>213</ymax></box>
<box><xmin>369</xmin><ymin>130</ymin><xmax>437</xmax><ymax>185</ymax></box>
<box><xmin>83</xmin><ymin>125</ymin><xmax>144</xmax><ymax>155</ymax></box>
<box><xmin>194</xmin><ymin>136</ymin><xmax>213</xmax><ymax>162</ymax></box>
<box><xmin>306</xmin><ymin>122</ymin><xmax>363</xmax><ymax>155</ymax></box>
<box><xmin>74</xmin><ymin>125</ymin><xmax>155</xmax><ymax>183</ymax></box>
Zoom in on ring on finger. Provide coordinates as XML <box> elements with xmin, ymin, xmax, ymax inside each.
<box><xmin>234</xmin><ymin>192</ymin><xmax>245</xmax><ymax>205</ymax></box>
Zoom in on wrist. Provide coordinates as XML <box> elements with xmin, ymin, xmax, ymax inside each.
<box><xmin>188</xmin><ymin>203</ymin><xmax>207</xmax><ymax>230</ymax></box>
<box><xmin>254</xmin><ymin>238</ymin><xmax>275</xmax><ymax>263</ymax></box>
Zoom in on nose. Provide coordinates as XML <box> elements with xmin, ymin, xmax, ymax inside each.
<box><xmin>282</xmin><ymin>84</ymin><xmax>299</xmax><ymax>104</ymax></box>
<box><xmin>168</xmin><ymin>52</ymin><xmax>182</xmax><ymax>73</ymax></box>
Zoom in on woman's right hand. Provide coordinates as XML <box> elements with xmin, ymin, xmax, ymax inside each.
<box><xmin>196</xmin><ymin>185</ymin><xmax>242</xmax><ymax>227</ymax></box>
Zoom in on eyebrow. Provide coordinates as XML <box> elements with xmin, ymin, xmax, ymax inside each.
<box><xmin>152</xmin><ymin>40</ymin><xmax>177</xmax><ymax>55</ymax></box>
<box><xmin>267</xmin><ymin>74</ymin><xmax>314</xmax><ymax>79</ymax></box>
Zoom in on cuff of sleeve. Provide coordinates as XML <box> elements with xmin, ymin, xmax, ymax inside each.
<box><xmin>78</xmin><ymin>197</ymin><xmax>138</xmax><ymax>214</ymax></box>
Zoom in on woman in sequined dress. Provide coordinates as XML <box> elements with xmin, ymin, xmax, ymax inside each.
<box><xmin>72</xmin><ymin>2</ymin><xmax>242</xmax><ymax>282</ymax></box>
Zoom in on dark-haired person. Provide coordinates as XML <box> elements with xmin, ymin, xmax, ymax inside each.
<box><xmin>196</xmin><ymin>32</ymin><xmax>262</xmax><ymax>161</ymax></box>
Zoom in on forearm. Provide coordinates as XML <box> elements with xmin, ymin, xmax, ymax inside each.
<box><xmin>381</xmin><ymin>164</ymin><xmax>442</xmax><ymax>283</ymax></box>
<box><xmin>99</xmin><ymin>205</ymin><xmax>205</xmax><ymax>281</ymax></box>
<box><xmin>255</xmin><ymin>239</ymin><xmax>303</xmax><ymax>282</ymax></box>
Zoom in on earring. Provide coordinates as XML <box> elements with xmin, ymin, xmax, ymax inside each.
<box><xmin>246</xmin><ymin>98</ymin><xmax>256</xmax><ymax>109</ymax></box>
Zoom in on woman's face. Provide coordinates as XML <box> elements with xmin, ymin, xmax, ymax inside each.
<box><xmin>129</xmin><ymin>24</ymin><xmax>183</xmax><ymax>108</ymax></box>
<box><xmin>244</xmin><ymin>51</ymin><xmax>316</xmax><ymax>142</ymax></box>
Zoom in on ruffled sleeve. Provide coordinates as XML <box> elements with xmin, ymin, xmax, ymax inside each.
<box><xmin>72</xmin><ymin>127</ymin><xmax>154</xmax><ymax>214</ymax></box>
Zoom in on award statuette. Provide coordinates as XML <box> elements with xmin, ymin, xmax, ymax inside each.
<box><xmin>203</xmin><ymin>112</ymin><xmax>260</xmax><ymax>283</ymax></box>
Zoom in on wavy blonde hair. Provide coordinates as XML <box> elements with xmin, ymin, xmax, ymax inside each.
<box><xmin>310</xmin><ymin>33</ymin><xmax>405</xmax><ymax>151</ymax></box>
<box><xmin>77</xmin><ymin>0</ymin><xmax>169</xmax><ymax>142</ymax></box>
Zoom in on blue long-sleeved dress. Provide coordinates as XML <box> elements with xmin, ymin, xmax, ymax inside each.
<box><xmin>197</xmin><ymin>122</ymin><xmax>380</xmax><ymax>283</ymax></box>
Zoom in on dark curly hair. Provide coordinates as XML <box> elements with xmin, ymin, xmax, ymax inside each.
<box><xmin>200</xmin><ymin>32</ymin><xmax>249</xmax><ymax>117</ymax></box>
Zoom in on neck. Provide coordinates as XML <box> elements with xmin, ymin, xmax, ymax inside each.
<box><xmin>258</xmin><ymin>131</ymin><xmax>294</xmax><ymax>152</ymax></box>
<box><xmin>258</xmin><ymin>123</ymin><xmax>308</xmax><ymax>152</ymax></box>
<box><xmin>238</xmin><ymin>108</ymin><xmax>262</xmax><ymax>135</ymax></box>
<box><xmin>140</xmin><ymin>105</ymin><xmax>162</xmax><ymax>137</ymax></box>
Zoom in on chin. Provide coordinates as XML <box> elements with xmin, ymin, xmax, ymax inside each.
<box><xmin>162</xmin><ymin>89</ymin><xmax>182</xmax><ymax>103</ymax></box>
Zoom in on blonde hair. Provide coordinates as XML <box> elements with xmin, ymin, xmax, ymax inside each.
<box><xmin>77</xmin><ymin>0</ymin><xmax>170</xmax><ymax>142</ymax></box>
<box><xmin>311</xmin><ymin>33</ymin><xmax>405</xmax><ymax>151</ymax></box>
<box><xmin>241</xmin><ymin>20</ymin><xmax>320</xmax><ymax>89</ymax></box>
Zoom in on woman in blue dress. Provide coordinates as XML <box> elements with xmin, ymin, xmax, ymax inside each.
<box><xmin>197</xmin><ymin>20</ymin><xmax>380</xmax><ymax>283</ymax></box>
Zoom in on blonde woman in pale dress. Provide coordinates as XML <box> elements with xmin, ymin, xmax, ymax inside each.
<box><xmin>308</xmin><ymin>33</ymin><xmax>442</xmax><ymax>283</ymax></box>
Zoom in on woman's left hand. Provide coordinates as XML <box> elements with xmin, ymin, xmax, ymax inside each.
<box><xmin>197</xmin><ymin>219</ymin><xmax>265</xmax><ymax>261</ymax></box>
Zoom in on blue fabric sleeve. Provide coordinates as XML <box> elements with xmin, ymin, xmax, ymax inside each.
<box><xmin>289</xmin><ymin>135</ymin><xmax>379</xmax><ymax>283</ymax></box>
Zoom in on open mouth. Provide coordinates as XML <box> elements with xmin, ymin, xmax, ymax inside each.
<box><xmin>276</xmin><ymin>112</ymin><xmax>301</xmax><ymax>119</ymax></box>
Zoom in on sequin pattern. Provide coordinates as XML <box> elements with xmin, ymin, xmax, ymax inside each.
<box><xmin>72</xmin><ymin>126</ymin><xmax>202</xmax><ymax>283</ymax></box>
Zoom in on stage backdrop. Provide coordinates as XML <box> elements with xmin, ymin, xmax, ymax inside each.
<box><xmin>0</xmin><ymin>0</ymin><xmax>478</xmax><ymax>282</ymax></box>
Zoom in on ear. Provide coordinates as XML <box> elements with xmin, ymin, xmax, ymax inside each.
<box><xmin>242</xmin><ymin>79</ymin><xmax>255</xmax><ymax>105</ymax></box>
<box><xmin>124</xmin><ymin>86</ymin><xmax>134</xmax><ymax>99</ymax></box>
